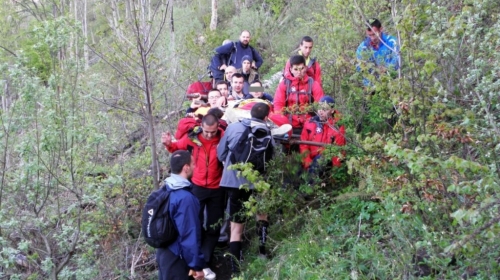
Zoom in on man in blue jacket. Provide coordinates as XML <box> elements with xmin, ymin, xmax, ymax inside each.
<box><xmin>356</xmin><ymin>18</ymin><xmax>400</xmax><ymax>86</ymax></box>
<box><xmin>156</xmin><ymin>150</ymin><xmax>205</xmax><ymax>280</ymax></box>
<box><xmin>214</xmin><ymin>30</ymin><xmax>264</xmax><ymax>71</ymax></box>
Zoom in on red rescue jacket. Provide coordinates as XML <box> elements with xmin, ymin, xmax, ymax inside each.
<box><xmin>273</xmin><ymin>72</ymin><xmax>324</xmax><ymax>128</ymax></box>
<box><xmin>283</xmin><ymin>57</ymin><xmax>322</xmax><ymax>86</ymax></box>
<box><xmin>299</xmin><ymin>114</ymin><xmax>346</xmax><ymax>168</ymax></box>
<box><xmin>175</xmin><ymin>117</ymin><xmax>227</xmax><ymax>140</ymax></box>
<box><xmin>165</xmin><ymin>127</ymin><xmax>224</xmax><ymax>189</ymax></box>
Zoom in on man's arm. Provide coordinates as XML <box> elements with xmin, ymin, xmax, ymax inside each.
<box><xmin>299</xmin><ymin>126</ymin><xmax>313</xmax><ymax>168</ymax></box>
<box><xmin>217</xmin><ymin>130</ymin><xmax>230</xmax><ymax>162</ymax></box>
<box><xmin>333</xmin><ymin>125</ymin><xmax>346</xmax><ymax>146</ymax></box>
<box><xmin>386</xmin><ymin>35</ymin><xmax>400</xmax><ymax>70</ymax></box>
<box><xmin>311</xmin><ymin>81</ymin><xmax>324</xmax><ymax>103</ymax></box>
<box><xmin>172</xmin><ymin>194</ymin><xmax>206</xmax><ymax>271</ymax></box>
<box><xmin>314</xmin><ymin>62</ymin><xmax>322</xmax><ymax>85</ymax></box>
<box><xmin>217</xmin><ymin>125</ymin><xmax>244</xmax><ymax>162</ymax></box>
<box><xmin>162</xmin><ymin>132</ymin><xmax>187</xmax><ymax>153</ymax></box>
<box><xmin>252</xmin><ymin>47</ymin><xmax>264</xmax><ymax>69</ymax></box>
<box><xmin>273</xmin><ymin>82</ymin><xmax>286</xmax><ymax>113</ymax></box>
<box><xmin>214</xmin><ymin>42</ymin><xmax>235</xmax><ymax>69</ymax></box>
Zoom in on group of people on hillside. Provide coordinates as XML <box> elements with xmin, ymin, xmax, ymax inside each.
<box><xmin>155</xmin><ymin>18</ymin><xmax>400</xmax><ymax>280</ymax></box>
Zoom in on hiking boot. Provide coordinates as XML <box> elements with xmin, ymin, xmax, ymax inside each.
<box><xmin>203</xmin><ymin>268</ymin><xmax>216</xmax><ymax>280</ymax></box>
<box><xmin>271</xmin><ymin>124</ymin><xmax>292</xmax><ymax>136</ymax></box>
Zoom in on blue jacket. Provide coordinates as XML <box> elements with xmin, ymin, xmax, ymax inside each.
<box><xmin>356</xmin><ymin>33</ymin><xmax>400</xmax><ymax>85</ymax></box>
<box><xmin>156</xmin><ymin>174</ymin><xmax>206</xmax><ymax>271</ymax></box>
<box><xmin>214</xmin><ymin>41</ymin><xmax>264</xmax><ymax>70</ymax></box>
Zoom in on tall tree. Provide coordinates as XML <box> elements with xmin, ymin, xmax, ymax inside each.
<box><xmin>210</xmin><ymin>0</ymin><xmax>218</xmax><ymax>31</ymax></box>
<box><xmin>90</xmin><ymin>0</ymin><xmax>170</xmax><ymax>186</ymax></box>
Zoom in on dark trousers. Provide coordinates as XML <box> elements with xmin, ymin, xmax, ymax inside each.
<box><xmin>191</xmin><ymin>185</ymin><xmax>225</xmax><ymax>263</ymax></box>
<box><xmin>156</xmin><ymin>248</ymin><xmax>189</xmax><ymax>280</ymax></box>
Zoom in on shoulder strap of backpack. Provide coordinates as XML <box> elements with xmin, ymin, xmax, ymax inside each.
<box><xmin>284</xmin><ymin>78</ymin><xmax>291</xmax><ymax>104</ymax></box>
<box><xmin>228</xmin><ymin>42</ymin><xmax>237</xmax><ymax>65</ymax></box>
<box><xmin>307</xmin><ymin>77</ymin><xmax>314</xmax><ymax>103</ymax></box>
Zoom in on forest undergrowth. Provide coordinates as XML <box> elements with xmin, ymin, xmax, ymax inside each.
<box><xmin>0</xmin><ymin>0</ymin><xmax>499</xmax><ymax>279</ymax></box>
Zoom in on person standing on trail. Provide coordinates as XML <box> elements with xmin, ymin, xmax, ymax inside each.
<box><xmin>156</xmin><ymin>150</ymin><xmax>205</xmax><ymax>280</ymax></box>
<box><xmin>214</xmin><ymin>30</ymin><xmax>264</xmax><ymax>70</ymax></box>
<box><xmin>209</xmin><ymin>39</ymin><xmax>233</xmax><ymax>83</ymax></box>
<box><xmin>162</xmin><ymin>114</ymin><xmax>224</xmax><ymax>280</ymax></box>
<box><xmin>270</xmin><ymin>55</ymin><xmax>324</xmax><ymax>134</ymax></box>
<box><xmin>356</xmin><ymin>18</ymin><xmax>400</xmax><ymax>86</ymax></box>
<box><xmin>283</xmin><ymin>36</ymin><xmax>322</xmax><ymax>86</ymax></box>
<box><xmin>217</xmin><ymin>103</ymin><xmax>275</xmax><ymax>274</ymax></box>
<box><xmin>299</xmin><ymin>96</ymin><xmax>346</xmax><ymax>175</ymax></box>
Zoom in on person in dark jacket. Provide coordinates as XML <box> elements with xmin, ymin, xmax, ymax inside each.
<box><xmin>214</xmin><ymin>30</ymin><xmax>264</xmax><ymax>70</ymax></box>
<box><xmin>217</xmin><ymin>103</ymin><xmax>275</xmax><ymax>273</ymax></box>
<box><xmin>162</xmin><ymin>114</ymin><xmax>224</xmax><ymax>280</ymax></box>
<box><xmin>209</xmin><ymin>39</ymin><xmax>233</xmax><ymax>83</ymax></box>
<box><xmin>156</xmin><ymin>150</ymin><xmax>205</xmax><ymax>280</ymax></box>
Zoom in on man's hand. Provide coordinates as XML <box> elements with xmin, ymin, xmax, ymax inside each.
<box><xmin>193</xmin><ymin>270</ymin><xmax>204</xmax><ymax>280</ymax></box>
<box><xmin>251</xmin><ymin>61</ymin><xmax>257</xmax><ymax>70</ymax></box>
<box><xmin>161</xmin><ymin>132</ymin><xmax>172</xmax><ymax>147</ymax></box>
<box><xmin>215</xmin><ymin>96</ymin><xmax>227</xmax><ymax>108</ymax></box>
<box><xmin>190</xmin><ymin>94</ymin><xmax>203</xmax><ymax>109</ymax></box>
<box><xmin>219</xmin><ymin>64</ymin><xmax>227</xmax><ymax>71</ymax></box>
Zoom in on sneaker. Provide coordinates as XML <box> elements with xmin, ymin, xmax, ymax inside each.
<box><xmin>271</xmin><ymin>124</ymin><xmax>292</xmax><ymax>136</ymax></box>
<box><xmin>203</xmin><ymin>268</ymin><xmax>216</xmax><ymax>280</ymax></box>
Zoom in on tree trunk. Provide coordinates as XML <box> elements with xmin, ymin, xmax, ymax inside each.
<box><xmin>210</xmin><ymin>0</ymin><xmax>217</xmax><ymax>31</ymax></box>
<box><xmin>83</xmin><ymin>0</ymin><xmax>89</xmax><ymax>69</ymax></box>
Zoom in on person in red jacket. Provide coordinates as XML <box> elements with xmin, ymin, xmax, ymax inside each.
<box><xmin>270</xmin><ymin>55</ymin><xmax>324</xmax><ymax>133</ymax></box>
<box><xmin>161</xmin><ymin>113</ymin><xmax>224</xmax><ymax>280</ymax></box>
<box><xmin>299</xmin><ymin>96</ymin><xmax>346</xmax><ymax>174</ymax></box>
<box><xmin>174</xmin><ymin>108</ymin><xmax>227</xmax><ymax>140</ymax></box>
<box><xmin>283</xmin><ymin>36</ymin><xmax>322</xmax><ymax>85</ymax></box>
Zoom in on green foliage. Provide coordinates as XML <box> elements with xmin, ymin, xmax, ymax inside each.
<box><xmin>1</xmin><ymin>0</ymin><xmax>500</xmax><ymax>278</ymax></box>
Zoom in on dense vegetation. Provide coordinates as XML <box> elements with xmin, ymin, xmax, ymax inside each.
<box><xmin>0</xmin><ymin>0</ymin><xmax>499</xmax><ymax>279</ymax></box>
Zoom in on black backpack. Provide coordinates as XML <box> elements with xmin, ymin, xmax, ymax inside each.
<box><xmin>229</xmin><ymin>123</ymin><xmax>274</xmax><ymax>173</ymax></box>
<box><xmin>141</xmin><ymin>184</ymin><xmax>178</xmax><ymax>248</ymax></box>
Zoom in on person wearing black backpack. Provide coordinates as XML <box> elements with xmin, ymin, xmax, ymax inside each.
<box><xmin>217</xmin><ymin>102</ymin><xmax>275</xmax><ymax>275</ymax></box>
<box><xmin>214</xmin><ymin>30</ymin><xmax>264</xmax><ymax>71</ymax></box>
<box><xmin>156</xmin><ymin>150</ymin><xmax>205</xmax><ymax>280</ymax></box>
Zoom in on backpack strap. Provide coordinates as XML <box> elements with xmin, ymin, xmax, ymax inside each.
<box><xmin>228</xmin><ymin>41</ymin><xmax>237</xmax><ymax>66</ymax></box>
<box><xmin>307</xmin><ymin>77</ymin><xmax>314</xmax><ymax>103</ymax></box>
<box><xmin>284</xmin><ymin>78</ymin><xmax>292</xmax><ymax>104</ymax></box>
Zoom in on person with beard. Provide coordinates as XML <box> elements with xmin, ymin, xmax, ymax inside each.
<box><xmin>214</xmin><ymin>30</ymin><xmax>264</xmax><ymax>70</ymax></box>
<box><xmin>155</xmin><ymin>150</ymin><xmax>205</xmax><ymax>280</ymax></box>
